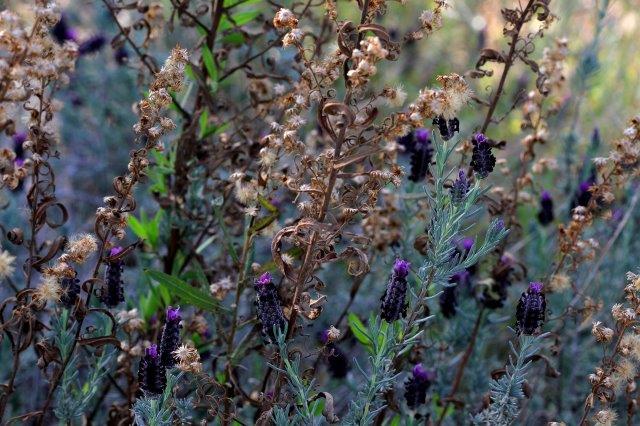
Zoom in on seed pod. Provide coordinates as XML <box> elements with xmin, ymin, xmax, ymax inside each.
<box><xmin>159</xmin><ymin>307</ymin><xmax>182</xmax><ymax>368</ymax></box>
<box><xmin>137</xmin><ymin>344</ymin><xmax>167</xmax><ymax>395</ymax></box>
<box><xmin>254</xmin><ymin>272</ymin><xmax>287</xmax><ymax>342</ymax></box>
<box><xmin>516</xmin><ymin>282</ymin><xmax>546</xmax><ymax>335</ymax></box>
<box><xmin>404</xmin><ymin>363</ymin><xmax>435</xmax><ymax>408</ymax></box>
<box><xmin>380</xmin><ymin>259</ymin><xmax>410</xmax><ymax>322</ymax></box>
<box><xmin>470</xmin><ymin>133</ymin><xmax>496</xmax><ymax>179</ymax></box>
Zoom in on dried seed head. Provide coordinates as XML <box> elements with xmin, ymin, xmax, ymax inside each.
<box><xmin>174</xmin><ymin>344</ymin><xmax>202</xmax><ymax>374</ymax></box>
<box><xmin>0</xmin><ymin>249</ymin><xmax>16</xmax><ymax>279</ymax></box>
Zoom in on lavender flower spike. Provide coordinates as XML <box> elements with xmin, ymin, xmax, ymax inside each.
<box><xmin>380</xmin><ymin>259</ymin><xmax>411</xmax><ymax>322</ymax></box>
<box><xmin>137</xmin><ymin>344</ymin><xmax>167</xmax><ymax>395</ymax></box>
<box><xmin>255</xmin><ymin>272</ymin><xmax>287</xmax><ymax>342</ymax></box>
<box><xmin>470</xmin><ymin>132</ymin><xmax>496</xmax><ymax>179</ymax></box>
<box><xmin>516</xmin><ymin>282</ymin><xmax>546</xmax><ymax>335</ymax></box>
<box><xmin>404</xmin><ymin>363</ymin><xmax>435</xmax><ymax>408</ymax></box>
<box><xmin>159</xmin><ymin>306</ymin><xmax>183</xmax><ymax>368</ymax></box>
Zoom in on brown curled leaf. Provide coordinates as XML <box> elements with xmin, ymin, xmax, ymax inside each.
<box><xmin>313</xmin><ymin>392</ymin><xmax>340</xmax><ymax>423</ymax></box>
<box><xmin>322</xmin><ymin>101</ymin><xmax>355</xmax><ymax>128</ymax></box>
<box><xmin>337</xmin><ymin>21</ymin><xmax>357</xmax><ymax>57</ymax></box>
<box><xmin>30</xmin><ymin>236</ymin><xmax>68</xmax><ymax>271</ymax></box>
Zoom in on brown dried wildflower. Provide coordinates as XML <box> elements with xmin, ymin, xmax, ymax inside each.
<box><xmin>273</xmin><ymin>8</ymin><xmax>298</xmax><ymax>30</ymax></box>
<box><xmin>174</xmin><ymin>344</ymin><xmax>202</xmax><ymax>374</ymax></box>
<box><xmin>60</xmin><ymin>234</ymin><xmax>98</xmax><ymax>264</ymax></box>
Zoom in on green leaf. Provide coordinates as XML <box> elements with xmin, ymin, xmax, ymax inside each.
<box><xmin>348</xmin><ymin>313</ymin><xmax>373</xmax><ymax>347</ymax></box>
<box><xmin>198</xmin><ymin>109</ymin><xmax>209</xmax><ymax>139</ymax></box>
<box><xmin>201</xmin><ymin>45</ymin><xmax>218</xmax><ymax>93</ymax></box>
<box><xmin>218</xmin><ymin>10</ymin><xmax>261</xmax><ymax>32</ymax></box>
<box><xmin>127</xmin><ymin>215</ymin><xmax>148</xmax><ymax>241</ymax></box>
<box><xmin>145</xmin><ymin>269</ymin><xmax>228</xmax><ymax>312</ymax></box>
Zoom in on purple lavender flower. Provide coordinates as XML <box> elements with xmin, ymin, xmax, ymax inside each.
<box><xmin>409</xmin><ymin>128</ymin><xmax>433</xmax><ymax>182</ymax></box>
<box><xmin>404</xmin><ymin>363</ymin><xmax>435</xmax><ymax>408</ymax></box>
<box><xmin>433</xmin><ymin>116</ymin><xmax>460</xmax><ymax>141</ymax></box>
<box><xmin>51</xmin><ymin>13</ymin><xmax>78</xmax><ymax>44</ymax></box>
<box><xmin>137</xmin><ymin>344</ymin><xmax>167</xmax><ymax>395</ymax></box>
<box><xmin>159</xmin><ymin>307</ymin><xmax>182</xmax><ymax>368</ymax></box>
<box><xmin>100</xmin><ymin>247</ymin><xmax>125</xmax><ymax>307</ymax></box>
<box><xmin>537</xmin><ymin>190</ymin><xmax>554</xmax><ymax>226</ymax></box>
<box><xmin>516</xmin><ymin>282</ymin><xmax>546</xmax><ymax>335</ymax></box>
<box><xmin>470</xmin><ymin>133</ymin><xmax>496</xmax><ymax>179</ymax></box>
<box><xmin>12</xmin><ymin>132</ymin><xmax>26</xmax><ymax>162</ymax></box>
<box><xmin>397</xmin><ymin>131</ymin><xmax>415</xmax><ymax>152</ymax></box>
<box><xmin>78</xmin><ymin>34</ymin><xmax>107</xmax><ymax>55</ymax></box>
<box><xmin>254</xmin><ymin>272</ymin><xmax>286</xmax><ymax>342</ymax></box>
<box><xmin>380</xmin><ymin>259</ymin><xmax>410</xmax><ymax>322</ymax></box>
<box><xmin>450</xmin><ymin>170</ymin><xmax>469</xmax><ymax>203</ymax></box>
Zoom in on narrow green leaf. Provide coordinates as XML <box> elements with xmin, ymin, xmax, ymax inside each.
<box><xmin>218</xmin><ymin>10</ymin><xmax>261</xmax><ymax>32</ymax></box>
<box><xmin>201</xmin><ymin>45</ymin><xmax>218</xmax><ymax>93</ymax></box>
<box><xmin>348</xmin><ymin>312</ymin><xmax>372</xmax><ymax>346</ymax></box>
<box><xmin>127</xmin><ymin>215</ymin><xmax>148</xmax><ymax>241</ymax></box>
<box><xmin>145</xmin><ymin>269</ymin><xmax>228</xmax><ymax>312</ymax></box>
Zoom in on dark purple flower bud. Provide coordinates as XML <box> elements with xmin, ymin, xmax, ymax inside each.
<box><xmin>573</xmin><ymin>179</ymin><xmax>594</xmax><ymax>208</ymax></box>
<box><xmin>51</xmin><ymin>14</ymin><xmax>78</xmax><ymax>44</ymax></box>
<box><xmin>323</xmin><ymin>343</ymin><xmax>350</xmax><ymax>378</ymax></box>
<box><xmin>12</xmin><ymin>132</ymin><xmax>26</xmax><ymax>161</ymax></box>
<box><xmin>404</xmin><ymin>363</ymin><xmax>435</xmax><ymax>408</ymax></box>
<box><xmin>458</xmin><ymin>237</ymin><xmax>474</xmax><ymax>252</ymax></box>
<box><xmin>470</xmin><ymin>133</ymin><xmax>496</xmax><ymax>179</ymax></box>
<box><xmin>516</xmin><ymin>282</ymin><xmax>546</xmax><ymax>335</ymax></box>
<box><xmin>380</xmin><ymin>259</ymin><xmax>410</xmax><ymax>322</ymax></box>
<box><xmin>78</xmin><ymin>34</ymin><xmax>106</xmax><ymax>55</ymax></box>
<box><xmin>114</xmin><ymin>46</ymin><xmax>129</xmax><ymax>65</ymax></box>
<box><xmin>612</xmin><ymin>208</ymin><xmax>624</xmax><ymax>222</ymax></box>
<box><xmin>439</xmin><ymin>285</ymin><xmax>457</xmax><ymax>318</ymax></box>
<box><xmin>100</xmin><ymin>247</ymin><xmax>125</xmax><ymax>307</ymax></box>
<box><xmin>450</xmin><ymin>170</ymin><xmax>469</xmax><ymax>203</ymax></box>
<box><xmin>137</xmin><ymin>344</ymin><xmax>166</xmax><ymax>395</ymax></box>
<box><xmin>254</xmin><ymin>272</ymin><xmax>286</xmax><ymax>342</ymax></box>
<box><xmin>433</xmin><ymin>116</ymin><xmax>459</xmax><ymax>141</ymax></box>
<box><xmin>397</xmin><ymin>132</ymin><xmax>414</xmax><ymax>152</ymax></box>
<box><xmin>537</xmin><ymin>190</ymin><xmax>554</xmax><ymax>226</ymax></box>
<box><xmin>159</xmin><ymin>307</ymin><xmax>182</xmax><ymax>368</ymax></box>
<box><xmin>409</xmin><ymin>128</ymin><xmax>433</xmax><ymax>182</ymax></box>
<box><xmin>60</xmin><ymin>276</ymin><xmax>80</xmax><ymax>308</ymax></box>
<box><xmin>451</xmin><ymin>237</ymin><xmax>477</xmax><ymax>275</ymax></box>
